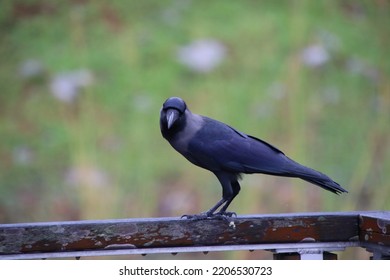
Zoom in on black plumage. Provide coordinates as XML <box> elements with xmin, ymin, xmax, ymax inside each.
<box><xmin>160</xmin><ymin>97</ymin><xmax>347</xmax><ymax>218</ymax></box>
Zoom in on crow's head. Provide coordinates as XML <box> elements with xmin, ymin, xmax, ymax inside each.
<box><xmin>160</xmin><ymin>97</ymin><xmax>188</xmax><ymax>137</ymax></box>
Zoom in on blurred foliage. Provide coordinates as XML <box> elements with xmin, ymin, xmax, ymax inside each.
<box><xmin>0</xmin><ymin>0</ymin><xmax>389</xmax><ymax>259</ymax></box>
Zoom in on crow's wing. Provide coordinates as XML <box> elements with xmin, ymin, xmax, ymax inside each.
<box><xmin>185</xmin><ymin>117</ymin><xmax>290</xmax><ymax>175</ymax></box>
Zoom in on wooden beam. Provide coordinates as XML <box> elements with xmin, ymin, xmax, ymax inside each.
<box><xmin>1</xmin><ymin>211</ymin><xmax>389</xmax><ymax>259</ymax></box>
<box><xmin>359</xmin><ymin>211</ymin><xmax>390</xmax><ymax>259</ymax></box>
<box><xmin>0</xmin><ymin>212</ymin><xmax>359</xmax><ymax>258</ymax></box>
<box><xmin>359</xmin><ymin>211</ymin><xmax>390</xmax><ymax>246</ymax></box>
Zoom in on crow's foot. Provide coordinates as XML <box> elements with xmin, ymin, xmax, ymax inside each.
<box><xmin>181</xmin><ymin>211</ymin><xmax>237</xmax><ymax>221</ymax></box>
<box><xmin>181</xmin><ymin>212</ymin><xmax>211</xmax><ymax>221</ymax></box>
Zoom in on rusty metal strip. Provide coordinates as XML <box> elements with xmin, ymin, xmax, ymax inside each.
<box><xmin>0</xmin><ymin>241</ymin><xmax>359</xmax><ymax>260</ymax></box>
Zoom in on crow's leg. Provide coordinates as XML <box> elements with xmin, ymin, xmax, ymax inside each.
<box><xmin>216</xmin><ymin>180</ymin><xmax>240</xmax><ymax>216</ymax></box>
<box><xmin>205</xmin><ymin>197</ymin><xmax>228</xmax><ymax>216</ymax></box>
<box><xmin>181</xmin><ymin>173</ymin><xmax>239</xmax><ymax>220</ymax></box>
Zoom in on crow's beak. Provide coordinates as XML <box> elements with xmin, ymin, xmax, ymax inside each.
<box><xmin>167</xmin><ymin>109</ymin><xmax>179</xmax><ymax>129</ymax></box>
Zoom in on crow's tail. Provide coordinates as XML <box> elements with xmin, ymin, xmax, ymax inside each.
<box><xmin>300</xmin><ymin>175</ymin><xmax>347</xmax><ymax>194</ymax></box>
<box><xmin>284</xmin><ymin>159</ymin><xmax>348</xmax><ymax>194</ymax></box>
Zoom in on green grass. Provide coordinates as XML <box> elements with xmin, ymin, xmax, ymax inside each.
<box><xmin>0</xmin><ymin>0</ymin><xmax>389</xmax><ymax>259</ymax></box>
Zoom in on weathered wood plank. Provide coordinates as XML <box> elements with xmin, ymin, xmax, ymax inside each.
<box><xmin>359</xmin><ymin>212</ymin><xmax>390</xmax><ymax>248</ymax></box>
<box><xmin>0</xmin><ymin>213</ymin><xmax>359</xmax><ymax>256</ymax></box>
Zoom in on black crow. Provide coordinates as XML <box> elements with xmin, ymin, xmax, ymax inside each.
<box><xmin>160</xmin><ymin>97</ymin><xmax>347</xmax><ymax>219</ymax></box>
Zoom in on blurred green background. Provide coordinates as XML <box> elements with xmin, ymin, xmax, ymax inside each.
<box><xmin>0</xmin><ymin>0</ymin><xmax>389</xmax><ymax>259</ymax></box>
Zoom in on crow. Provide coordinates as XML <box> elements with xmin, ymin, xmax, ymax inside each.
<box><xmin>160</xmin><ymin>97</ymin><xmax>347</xmax><ymax>219</ymax></box>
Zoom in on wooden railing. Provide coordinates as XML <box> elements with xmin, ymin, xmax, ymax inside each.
<box><xmin>1</xmin><ymin>211</ymin><xmax>389</xmax><ymax>260</ymax></box>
